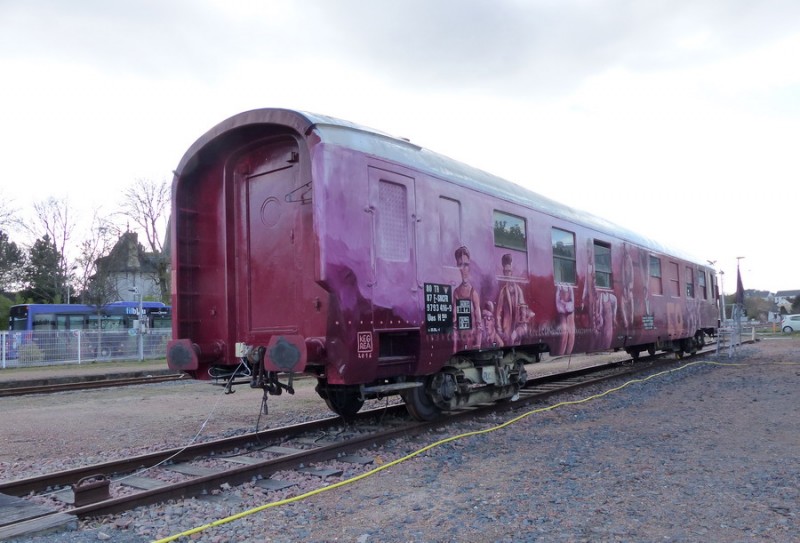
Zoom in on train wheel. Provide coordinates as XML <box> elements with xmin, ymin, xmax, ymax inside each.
<box><xmin>647</xmin><ymin>345</ymin><xmax>656</xmax><ymax>356</ymax></box>
<box><xmin>695</xmin><ymin>332</ymin><xmax>705</xmax><ymax>348</ymax></box>
<box><xmin>674</xmin><ymin>338</ymin><xmax>694</xmax><ymax>358</ymax></box>
<box><xmin>322</xmin><ymin>389</ymin><xmax>364</xmax><ymax>418</ymax></box>
<box><xmin>402</xmin><ymin>382</ymin><xmax>442</xmax><ymax>421</ymax></box>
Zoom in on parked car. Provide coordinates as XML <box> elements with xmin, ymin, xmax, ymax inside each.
<box><xmin>781</xmin><ymin>314</ymin><xmax>800</xmax><ymax>333</ymax></box>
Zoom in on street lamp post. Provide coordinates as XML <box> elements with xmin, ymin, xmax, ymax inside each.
<box><xmin>735</xmin><ymin>256</ymin><xmax>746</xmax><ymax>326</ymax></box>
<box><xmin>128</xmin><ymin>288</ymin><xmax>144</xmax><ymax>362</ymax></box>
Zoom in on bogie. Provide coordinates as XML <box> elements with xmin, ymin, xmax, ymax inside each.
<box><xmin>400</xmin><ymin>354</ymin><xmax>531</xmax><ymax>420</ymax></box>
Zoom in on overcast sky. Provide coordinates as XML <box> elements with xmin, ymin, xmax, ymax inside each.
<box><xmin>1</xmin><ymin>0</ymin><xmax>798</xmax><ymax>292</ymax></box>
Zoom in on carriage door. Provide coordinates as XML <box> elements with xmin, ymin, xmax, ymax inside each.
<box><xmin>234</xmin><ymin>138</ymin><xmax>301</xmax><ymax>340</ymax></box>
<box><xmin>368</xmin><ymin>167</ymin><xmax>420</xmax><ymax>322</ymax></box>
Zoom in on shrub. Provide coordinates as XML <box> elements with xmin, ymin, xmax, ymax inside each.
<box><xmin>17</xmin><ymin>343</ymin><xmax>44</xmax><ymax>363</ymax></box>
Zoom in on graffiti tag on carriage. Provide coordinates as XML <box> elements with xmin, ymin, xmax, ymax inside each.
<box><xmin>424</xmin><ymin>283</ymin><xmax>454</xmax><ymax>334</ymax></box>
<box><xmin>357</xmin><ymin>331</ymin><xmax>373</xmax><ymax>359</ymax></box>
<box><xmin>666</xmin><ymin>303</ymin><xmax>685</xmax><ymax>336</ymax></box>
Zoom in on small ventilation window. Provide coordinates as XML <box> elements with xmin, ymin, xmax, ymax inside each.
<box><xmin>377</xmin><ymin>180</ymin><xmax>408</xmax><ymax>261</ymax></box>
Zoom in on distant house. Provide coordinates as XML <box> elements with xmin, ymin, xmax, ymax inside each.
<box><xmin>93</xmin><ymin>231</ymin><xmax>167</xmax><ymax>302</ymax></box>
<box><xmin>775</xmin><ymin>290</ymin><xmax>800</xmax><ymax>314</ymax></box>
<box><xmin>745</xmin><ymin>289</ymin><xmax>771</xmax><ymax>301</ymax></box>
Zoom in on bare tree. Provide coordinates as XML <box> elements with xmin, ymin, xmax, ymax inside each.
<box><xmin>0</xmin><ymin>198</ymin><xmax>12</xmax><ymax>229</ymax></box>
<box><xmin>74</xmin><ymin>213</ymin><xmax>120</xmax><ymax>303</ymax></box>
<box><xmin>119</xmin><ymin>178</ymin><xmax>170</xmax><ymax>301</ymax></box>
<box><xmin>30</xmin><ymin>197</ymin><xmax>76</xmax><ymax>302</ymax></box>
<box><xmin>0</xmin><ymin>189</ymin><xmax>21</xmax><ymax>233</ymax></box>
<box><xmin>120</xmin><ymin>178</ymin><xmax>170</xmax><ymax>253</ymax></box>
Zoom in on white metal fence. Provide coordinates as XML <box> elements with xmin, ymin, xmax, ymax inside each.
<box><xmin>715</xmin><ymin>324</ymin><xmax>756</xmax><ymax>358</ymax></box>
<box><xmin>1</xmin><ymin>329</ymin><xmax>172</xmax><ymax>369</ymax></box>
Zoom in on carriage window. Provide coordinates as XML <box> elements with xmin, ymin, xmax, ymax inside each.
<box><xmin>32</xmin><ymin>313</ymin><xmax>56</xmax><ymax>331</ymax></box>
<box><xmin>102</xmin><ymin>316</ymin><xmax>125</xmax><ymax>330</ymax></box>
<box><xmin>56</xmin><ymin>315</ymin><xmax>70</xmax><ymax>330</ymax></box>
<box><xmin>9</xmin><ymin>316</ymin><xmax>27</xmax><ymax>331</ymax></box>
<box><xmin>440</xmin><ymin>197</ymin><xmax>461</xmax><ymax>265</ymax></box>
<box><xmin>493</xmin><ymin>211</ymin><xmax>526</xmax><ymax>251</ymax></box>
<box><xmin>55</xmin><ymin>314</ymin><xmax>87</xmax><ymax>330</ymax></box>
<box><xmin>649</xmin><ymin>255</ymin><xmax>663</xmax><ymax>295</ymax></box>
<box><xmin>698</xmin><ymin>271</ymin><xmax>707</xmax><ymax>299</ymax></box>
<box><xmin>686</xmin><ymin>267</ymin><xmax>695</xmax><ymax>298</ymax></box>
<box><xmin>377</xmin><ymin>180</ymin><xmax>408</xmax><ymax>262</ymax></box>
<box><xmin>594</xmin><ymin>241</ymin><xmax>612</xmax><ymax>289</ymax></box>
<box><xmin>669</xmin><ymin>262</ymin><xmax>680</xmax><ymax>297</ymax></box>
<box><xmin>552</xmin><ymin>228</ymin><xmax>576</xmax><ymax>284</ymax></box>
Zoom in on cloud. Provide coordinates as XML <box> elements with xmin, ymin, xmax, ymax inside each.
<box><xmin>4</xmin><ymin>0</ymin><xmax>798</xmax><ymax>96</ymax></box>
<box><xmin>1</xmin><ymin>0</ymin><xmax>798</xmax><ymax>290</ymax></box>
<box><xmin>308</xmin><ymin>0</ymin><xmax>800</xmax><ymax>97</ymax></box>
<box><xmin>0</xmin><ymin>0</ymin><xmax>257</xmax><ymax>79</ymax></box>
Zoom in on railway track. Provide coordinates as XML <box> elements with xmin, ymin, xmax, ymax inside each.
<box><xmin>0</xmin><ymin>373</ymin><xmax>187</xmax><ymax>398</ymax></box>
<box><xmin>0</xmin><ymin>346</ymin><xmax>721</xmax><ymax>539</ymax></box>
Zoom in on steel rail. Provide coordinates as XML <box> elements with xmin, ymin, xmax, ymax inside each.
<box><xmin>0</xmin><ymin>407</ymin><xmax>404</xmax><ymax>497</ymax></box>
<box><xmin>0</xmin><ymin>373</ymin><xmax>187</xmax><ymax>398</ymax></box>
<box><xmin>67</xmin><ymin>353</ymin><xmax>711</xmax><ymax>517</ymax></box>
<box><xmin>1</xmin><ymin>343</ymin><xmax>729</xmax><ymax>535</ymax></box>
<box><xmin>1</xmin><ymin>343</ymin><xmax>728</xmax><ymax>498</ymax></box>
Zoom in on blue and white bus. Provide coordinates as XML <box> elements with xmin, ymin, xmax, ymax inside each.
<box><xmin>8</xmin><ymin>301</ymin><xmax>171</xmax><ymax>331</ymax></box>
<box><xmin>6</xmin><ymin>301</ymin><xmax>171</xmax><ymax>360</ymax></box>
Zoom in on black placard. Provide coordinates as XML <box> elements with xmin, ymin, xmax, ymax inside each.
<box><xmin>424</xmin><ymin>283</ymin><xmax>453</xmax><ymax>334</ymax></box>
<box><xmin>456</xmin><ymin>299</ymin><xmax>473</xmax><ymax>330</ymax></box>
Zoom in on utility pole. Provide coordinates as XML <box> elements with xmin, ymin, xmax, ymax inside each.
<box><xmin>129</xmin><ymin>287</ymin><xmax>144</xmax><ymax>362</ymax></box>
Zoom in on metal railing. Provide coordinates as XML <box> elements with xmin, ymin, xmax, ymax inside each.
<box><xmin>716</xmin><ymin>323</ymin><xmax>756</xmax><ymax>358</ymax></box>
<box><xmin>1</xmin><ymin>329</ymin><xmax>172</xmax><ymax>369</ymax></box>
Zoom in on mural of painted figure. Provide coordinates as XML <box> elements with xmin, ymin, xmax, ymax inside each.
<box><xmin>495</xmin><ymin>253</ymin><xmax>526</xmax><ymax>344</ymax></box>
<box><xmin>453</xmin><ymin>246</ymin><xmax>483</xmax><ymax>351</ymax></box>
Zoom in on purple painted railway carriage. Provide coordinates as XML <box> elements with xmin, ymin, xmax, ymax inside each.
<box><xmin>167</xmin><ymin>108</ymin><xmax>719</xmax><ymax>420</ymax></box>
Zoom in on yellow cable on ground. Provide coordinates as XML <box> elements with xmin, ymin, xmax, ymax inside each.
<box><xmin>151</xmin><ymin>359</ymin><xmax>760</xmax><ymax>543</ymax></box>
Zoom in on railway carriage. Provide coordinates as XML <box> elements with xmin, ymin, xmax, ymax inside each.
<box><xmin>167</xmin><ymin>108</ymin><xmax>718</xmax><ymax>420</ymax></box>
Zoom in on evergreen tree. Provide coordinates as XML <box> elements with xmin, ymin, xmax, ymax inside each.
<box><xmin>22</xmin><ymin>235</ymin><xmax>65</xmax><ymax>303</ymax></box>
<box><xmin>0</xmin><ymin>229</ymin><xmax>25</xmax><ymax>292</ymax></box>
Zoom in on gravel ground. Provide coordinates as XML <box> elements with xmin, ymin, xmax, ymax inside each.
<box><xmin>2</xmin><ymin>337</ymin><xmax>798</xmax><ymax>542</ymax></box>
